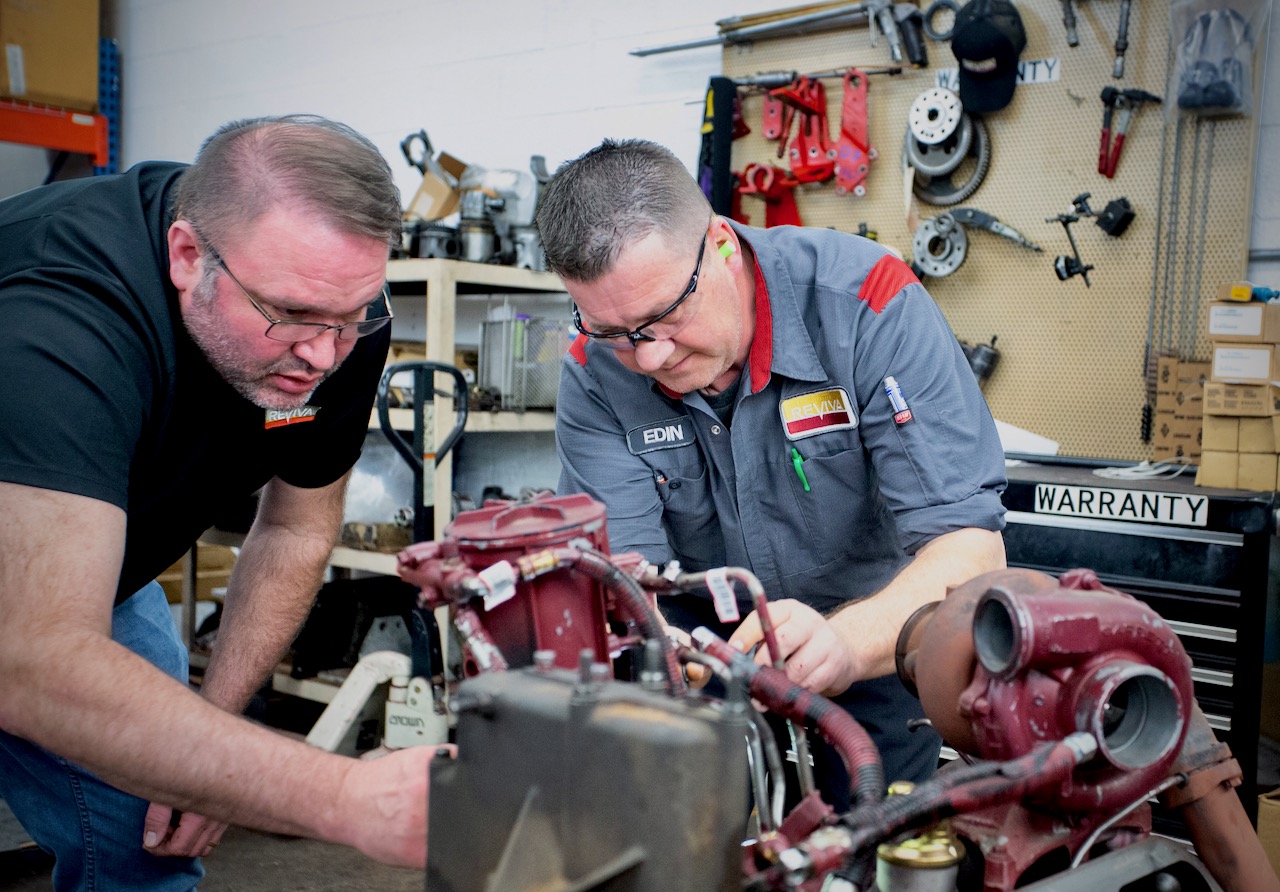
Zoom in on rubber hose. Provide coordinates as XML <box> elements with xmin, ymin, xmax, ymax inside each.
<box><xmin>568</xmin><ymin>549</ymin><xmax>685</xmax><ymax>695</ymax></box>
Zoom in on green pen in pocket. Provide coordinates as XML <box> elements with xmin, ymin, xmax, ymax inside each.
<box><xmin>791</xmin><ymin>447</ymin><xmax>810</xmax><ymax>492</ymax></box>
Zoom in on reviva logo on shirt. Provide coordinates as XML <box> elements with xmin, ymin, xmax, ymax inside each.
<box><xmin>779</xmin><ymin>388</ymin><xmax>857</xmax><ymax>440</ymax></box>
<box><xmin>264</xmin><ymin>406</ymin><xmax>319</xmax><ymax>429</ymax></box>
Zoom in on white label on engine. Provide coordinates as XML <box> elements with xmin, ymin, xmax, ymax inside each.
<box><xmin>479</xmin><ymin>561</ymin><xmax>518</xmax><ymax>611</ymax></box>
<box><xmin>706</xmin><ymin>567</ymin><xmax>740</xmax><ymax>623</ymax></box>
<box><xmin>1034</xmin><ymin>484</ymin><xmax>1208</xmax><ymax>527</ymax></box>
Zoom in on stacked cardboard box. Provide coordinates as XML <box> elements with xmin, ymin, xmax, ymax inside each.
<box><xmin>1197</xmin><ymin>287</ymin><xmax>1280</xmax><ymax>489</ymax></box>
<box><xmin>1153</xmin><ymin>357</ymin><xmax>1209</xmax><ymax>462</ymax></box>
<box><xmin>0</xmin><ymin>0</ymin><xmax>100</xmax><ymax>111</ymax></box>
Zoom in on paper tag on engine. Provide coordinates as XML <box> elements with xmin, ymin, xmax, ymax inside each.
<box><xmin>706</xmin><ymin>567</ymin><xmax>740</xmax><ymax>623</ymax></box>
<box><xmin>479</xmin><ymin>561</ymin><xmax>518</xmax><ymax>611</ymax></box>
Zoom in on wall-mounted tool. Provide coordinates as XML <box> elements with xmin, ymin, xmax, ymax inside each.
<box><xmin>753</xmin><ymin>68</ymin><xmax>899</xmax><ymax>196</ymax></box>
<box><xmin>631</xmin><ymin>1</ymin><xmax>925</xmax><ymax>66</ymax></box>
<box><xmin>1046</xmin><ymin>210</ymin><xmax>1094</xmax><ymax>286</ymax></box>
<box><xmin>960</xmin><ymin>335</ymin><xmax>1001</xmax><ymax>389</ymax></box>
<box><xmin>912</xmin><ymin>208</ymin><xmax>1040</xmax><ymax>278</ymax></box>
<box><xmin>904</xmin><ymin>89</ymin><xmax>991</xmax><ymax>206</ymax></box>
<box><xmin>1062</xmin><ymin>0</ymin><xmax>1133</xmax><ymax>78</ymax></box>
<box><xmin>923</xmin><ymin>0</ymin><xmax>959</xmax><ymax>40</ymax></box>
<box><xmin>1098</xmin><ymin>87</ymin><xmax>1162</xmax><ymax>178</ymax></box>
<box><xmin>1070</xmin><ymin>192</ymin><xmax>1135</xmax><ymax>237</ymax></box>
<box><xmin>736</xmin><ymin>163</ymin><xmax>803</xmax><ymax>227</ymax></box>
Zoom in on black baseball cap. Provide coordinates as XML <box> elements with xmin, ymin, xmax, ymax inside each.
<box><xmin>951</xmin><ymin>0</ymin><xmax>1027</xmax><ymax>113</ymax></box>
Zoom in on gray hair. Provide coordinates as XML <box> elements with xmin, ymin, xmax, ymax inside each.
<box><xmin>534</xmin><ymin>138</ymin><xmax>710</xmax><ymax>283</ymax></box>
<box><xmin>172</xmin><ymin>114</ymin><xmax>401</xmax><ymax>251</ymax></box>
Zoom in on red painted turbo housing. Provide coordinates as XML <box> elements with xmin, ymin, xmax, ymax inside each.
<box><xmin>960</xmin><ymin>569</ymin><xmax>1194</xmax><ymax>812</ymax></box>
<box><xmin>436</xmin><ymin>494</ymin><xmax>613</xmax><ymax>672</ymax></box>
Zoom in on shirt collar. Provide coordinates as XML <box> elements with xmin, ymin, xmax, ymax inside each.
<box><xmin>729</xmin><ymin>221</ymin><xmax>828</xmax><ymax>388</ymax></box>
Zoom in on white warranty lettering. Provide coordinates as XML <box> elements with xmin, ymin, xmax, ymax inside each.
<box><xmin>1034</xmin><ymin>485</ymin><xmax>1208</xmax><ymax>527</ymax></box>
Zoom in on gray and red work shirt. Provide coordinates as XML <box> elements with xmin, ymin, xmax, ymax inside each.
<box><xmin>555</xmin><ymin>221</ymin><xmax>1007</xmax><ymax>786</ymax></box>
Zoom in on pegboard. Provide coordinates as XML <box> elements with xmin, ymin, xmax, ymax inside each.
<box><xmin>722</xmin><ymin>0</ymin><xmax>1259</xmax><ymax>460</ymax></box>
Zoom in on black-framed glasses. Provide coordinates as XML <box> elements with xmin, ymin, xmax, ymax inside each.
<box><xmin>199</xmin><ymin>237</ymin><xmax>393</xmax><ymax>343</ymax></box>
<box><xmin>571</xmin><ymin>218</ymin><xmax>712</xmax><ymax>349</ymax></box>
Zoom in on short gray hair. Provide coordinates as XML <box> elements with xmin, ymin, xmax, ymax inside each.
<box><xmin>173</xmin><ymin>114</ymin><xmax>401</xmax><ymax>251</ymax></box>
<box><xmin>534</xmin><ymin>138</ymin><xmax>710</xmax><ymax>283</ymax></box>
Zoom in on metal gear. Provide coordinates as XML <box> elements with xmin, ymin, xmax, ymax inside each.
<box><xmin>909</xmin><ymin>88</ymin><xmax>963</xmax><ymax>144</ymax></box>
<box><xmin>905</xmin><ymin>112</ymin><xmax>973</xmax><ymax>177</ymax></box>
<box><xmin>912</xmin><ymin>213</ymin><xmax>969</xmax><ymax>277</ymax></box>
<box><xmin>913</xmin><ymin>114</ymin><xmax>992</xmax><ymax>206</ymax></box>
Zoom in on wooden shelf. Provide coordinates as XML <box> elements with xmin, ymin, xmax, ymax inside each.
<box><xmin>371</xmin><ymin>407</ymin><xmax>555</xmax><ymax>433</ymax></box>
<box><xmin>466</xmin><ymin>410</ymin><xmax>556</xmax><ymax>433</ymax></box>
<box><xmin>328</xmin><ymin>546</ymin><xmax>398</xmax><ymax>575</ymax></box>
<box><xmin>382</xmin><ymin>259</ymin><xmax>567</xmax><ymax>535</ymax></box>
<box><xmin>387</xmin><ymin>258</ymin><xmax>564</xmax><ymax>293</ymax></box>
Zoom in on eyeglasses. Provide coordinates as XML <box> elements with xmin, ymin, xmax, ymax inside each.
<box><xmin>199</xmin><ymin>236</ymin><xmax>393</xmax><ymax>343</ymax></box>
<box><xmin>571</xmin><ymin>218</ymin><xmax>712</xmax><ymax>349</ymax></box>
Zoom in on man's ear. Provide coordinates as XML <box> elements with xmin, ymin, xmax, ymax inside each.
<box><xmin>167</xmin><ymin>220</ymin><xmax>203</xmax><ymax>294</ymax></box>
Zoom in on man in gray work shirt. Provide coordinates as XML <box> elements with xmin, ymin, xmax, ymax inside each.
<box><xmin>536</xmin><ymin>138</ymin><xmax>1008</xmax><ymax>795</ymax></box>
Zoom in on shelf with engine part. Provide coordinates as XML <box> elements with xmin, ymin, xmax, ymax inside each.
<box><xmin>382</xmin><ymin>257</ymin><xmax>569</xmax><ymax>538</ymax></box>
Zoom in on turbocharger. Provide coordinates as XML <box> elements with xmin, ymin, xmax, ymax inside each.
<box><xmin>899</xmin><ymin>567</ymin><xmax>1193</xmax><ymax>813</ymax></box>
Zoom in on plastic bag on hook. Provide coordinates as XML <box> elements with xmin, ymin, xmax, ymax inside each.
<box><xmin>1170</xmin><ymin>0</ymin><xmax>1273</xmax><ymax>116</ymax></box>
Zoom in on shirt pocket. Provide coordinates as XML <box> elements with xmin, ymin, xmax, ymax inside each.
<box><xmin>655</xmin><ymin>463</ymin><xmax>721</xmax><ymax>563</ymax></box>
<box><xmin>768</xmin><ymin>446</ymin><xmax>891</xmax><ymax>573</ymax></box>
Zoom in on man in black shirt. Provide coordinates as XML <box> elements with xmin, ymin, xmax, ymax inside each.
<box><xmin>0</xmin><ymin>115</ymin><xmax>436</xmax><ymax>890</ymax></box>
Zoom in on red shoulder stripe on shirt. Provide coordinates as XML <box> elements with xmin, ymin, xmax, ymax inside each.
<box><xmin>857</xmin><ymin>254</ymin><xmax>919</xmax><ymax>314</ymax></box>
<box><xmin>748</xmin><ymin>242</ymin><xmax>773</xmax><ymax>394</ymax></box>
<box><xmin>569</xmin><ymin>333</ymin><xmax>589</xmax><ymax>366</ymax></box>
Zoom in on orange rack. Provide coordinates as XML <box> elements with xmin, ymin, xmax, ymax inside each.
<box><xmin>0</xmin><ymin>99</ymin><xmax>109</xmax><ymax>167</ymax></box>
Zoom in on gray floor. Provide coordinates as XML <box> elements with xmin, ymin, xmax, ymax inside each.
<box><xmin>0</xmin><ymin>807</ymin><xmax>423</xmax><ymax>891</ymax></box>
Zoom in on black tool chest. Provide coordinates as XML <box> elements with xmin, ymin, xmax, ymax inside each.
<box><xmin>1000</xmin><ymin>462</ymin><xmax>1276</xmax><ymax>827</ymax></box>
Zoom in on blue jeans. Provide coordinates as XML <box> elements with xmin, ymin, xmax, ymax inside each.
<box><xmin>0</xmin><ymin>582</ymin><xmax>204</xmax><ymax>891</ymax></box>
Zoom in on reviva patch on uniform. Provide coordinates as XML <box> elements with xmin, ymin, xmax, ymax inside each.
<box><xmin>779</xmin><ymin>388</ymin><xmax>857</xmax><ymax>440</ymax></box>
<box><xmin>264</xmin><ymin>406</ymin><xmax>319</xmax><ymax>429</ymax></box>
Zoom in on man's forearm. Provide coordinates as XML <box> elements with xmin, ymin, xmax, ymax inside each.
<box><xmin>199</xmin><ymin>481</ymin><xmax>346</xmax><ymax>713</ymax></box>
<box><xmin>827</xmin><ymin>527</ymin><xmax>1006</xmax><ymax>681</ymax></box>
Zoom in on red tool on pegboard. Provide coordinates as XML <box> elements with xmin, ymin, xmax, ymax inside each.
<box><xmin>834</xmin><ymin>69</ymin><xmax>875</xmax><ymax>196</ymax></box>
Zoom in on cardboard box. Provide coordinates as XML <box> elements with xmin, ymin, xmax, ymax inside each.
<box><xmin>1211</xmin><ymin>343</ymin><xmax>1280</xmax><ymax>385</ymax></box>
<box><xmin>1207</xmin><ymin>301</ymin><xmax>1280</xmax><ymax>343</ymax></box>
<box><xmin>1237</xmin><ymin>453</ymin><xmax>1277</xmax><ymax>491</ymax></box>
<box><xmin>1239</xmin><ymin>416</ymin><xmax>1277</xmax><ymax>453</ymax></box>
<box><xmin>1155</xmin><ymin>355</ymin><xmax>1179</xmax><ymax>404</ymax></box>
<box><xmin>1261</xmin><ymin>787</ymin><xmax>1280</xmax><ymax>879</ymax></box>
<box><xmin>1218</xmin><ymin>282</ymin><xmax>1257</xmax><ymax>302</ymax></box>
<box><xmin>1195</xmin><ymin>451</ymin><xmax>1238</xmax><ymax>488</ymax></box>
<box><xmin>403</xmin><ymin>151</ymin><xmax>467</xmax><ymax>222</ymax></box>
<box><xmin>1201</xmin><ymin>415</ymin><xmax>1240</xmax><ymax>452</ymax></box>
<box><xmin>1204</xmin><ymin>382</ymin><xmax>1280</xmax><ymax>416</ymax></box>
<box><xmin>0</xmin><ymin>0</ymin><xmax>99</xmax><ymax>111</ymax></box>
<box><xmin>156</xmin><ymin>545</ymin><xmax>237</xmax><ymax>604</ymax></box>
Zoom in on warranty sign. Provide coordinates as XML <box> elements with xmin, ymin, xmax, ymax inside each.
<box><xmin>1034</xmin><ymin>484</ymin><xmax>1209</xmax><ymax>527</ymax></box>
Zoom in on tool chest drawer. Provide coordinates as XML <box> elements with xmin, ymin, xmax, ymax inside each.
<box><xmin>1000</xmin><ymin>463</ymin><xmax>1276</xmax><ymax>825</ymax></box>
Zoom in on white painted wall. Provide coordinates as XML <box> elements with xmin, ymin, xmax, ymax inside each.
<box><xmin>106</xmin><ymin>0</ymin><xmax>786</xmax><ymax>200</ymax></box>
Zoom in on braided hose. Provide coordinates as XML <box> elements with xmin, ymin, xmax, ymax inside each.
<box><xmin>842</xmin><ymin>733</ymin><xmax>1096</xmax><ymax>854</ymax></box>
<box><xmin>693</xmin><ymin>628</ymin><xmax>884</xmax><ymax>811</ymax></box>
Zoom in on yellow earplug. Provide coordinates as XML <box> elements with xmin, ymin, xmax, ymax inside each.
<box><xmin>718</xmin><ymin>241</ymin><xmax>736</xmax><ymax>259</ymax></box>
